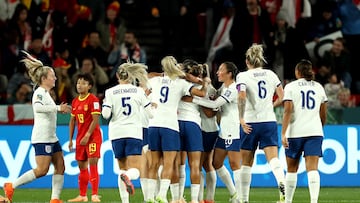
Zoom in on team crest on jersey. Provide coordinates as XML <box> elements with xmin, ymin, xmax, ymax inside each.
<box><xmin>224</xmin><ymin>90</ymin><xmax>231</xmax><ymax>97</ymax></box>
<box><xmin>93</xmin><ymin>102</ymin><xmax>100</xmax><ymax>110</ymax></box>
<box><xmin>84</xmin><ymin>105</ymin><xmax>88</xmax><ymax>111</ymax></box>
<box><xmin>36</xmin><ymin>94</ymin><xmax>43</xmax><ymax>101</ymax></box>
<box><xmin>45</xmin><ymin>145</ymin><xmax>52</xmax><ymax>153</ymax></box>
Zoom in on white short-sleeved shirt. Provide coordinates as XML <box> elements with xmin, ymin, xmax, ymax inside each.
<box><xmin>103</xmin><ymin>84</ymin><xmax>151</xmax><ymax>140</ymax></box>
<box><xmin>283</xmin><ymin>78</ymin><xmax>328</xmax><ymax>138</ymax></box>
<box><xmin>148</xmin><ymin>76</ymin><xmax>193</xmax><ymax>131</ymax></box>
<box><xmin>236</xmin><ymin>68</ymin><xmax>281</xmax><ymax>122</ymax></box>
<box><xmin>218</xmin><ymin>82</ymin><xmax>240</xmax><ymax>139</ymax></box>
<box><xmin>200</xmin><ymin>109</ymin><xmax>219</xmax><ymax>132</ymax></box>
<box><xmin>178</xmin><ymin>85</ymin><xmax>202</xmax><ymax>127</ymax></box>
<box><xmin>31</xmin><ymin>87</ymin><xmax>58</xmax><ymax>144</ymax></box>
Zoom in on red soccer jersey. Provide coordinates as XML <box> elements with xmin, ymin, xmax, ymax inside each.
<box><xmin>71</xmin><ymin>93</ymin><xmax>102</xmax><ymax>145</ymax></box>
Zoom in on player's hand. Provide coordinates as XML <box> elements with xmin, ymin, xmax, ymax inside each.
<box><xmin>68</xmin><ymin>140</ymin><xmax>74</xmax><ymax>152</ymax></box>
<box><xmin>80</xmin><ymin>133</ymin><xmax>90</xmax><ymax>145</ymax></box>
<box><xmin>282</xmin><ymin>135</ymin><xmax>289</xmax><ymax>149</ymax></box>
<box><xmin>60</xmin><ymin>103</ymin><xmax>71</xmax><ymax>113</ymax></box>
<box><xmin>240</xmin><ymin>119</ymin><xmax>252</xmax><ymax>134</ymax></box>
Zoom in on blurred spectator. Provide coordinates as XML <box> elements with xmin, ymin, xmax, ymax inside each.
<box><xmin>230</xmin><ymin>0</ymin><xmax>275</xmax><ymax>71</ymax></box>
<box><xmin>96</xmin><ymin>1</ymin><xmax>127</xmax><ymax>53</ymax></box>
<box><xmin>315</xmin><ymin>64</ymin><xmax>331</xmax><ymax>86</ymax></box>
<box><xmin>0</xmin><ymin>0</ymin><xmax>20</xmax><ymax>23</ymax></box>
<box><xmin>338</xmin><ymin>87</ymin><xmax>356</xmax><ymax>108</ymax></box>
<box><xmin>71</xmin><ymin>57</ymin><xmax>109</xmax><ymax>98</ymax></box>
<box><xmin>206</xmin><ymin>0</ymin><xmax>234</xmax><ymax>84</ymax></box>
<box><xmin>308</xmin><ymin>3</ymin><xmax>342</xmax><ymax>42</ymax></box>
<box><xmin>25</xmin><ymin>0</ymin><xmax>51</xmax><ymax>39</ymax></box>
<box><xmin>78</xmin><ymin>31</ymin><xmax>109</xmax><ymax>69</ymax></box>
<box><xmin>78</xmin><ymin>0</ymin><xmax>105</xmax><ymax>26</ymax></box>
<box><xmin>6</xmin><ymin>82</ymin><xmax>32</xmax><ymax>104</ymax></box>
<box><xmin>53</xmin><ymin>57</ymin><xmax>72</xmax><ymax>103</ymax></box>
<box><xmin>28</xmin><ymin>37</ymin><xmax>52</xmax><ymax>66</ymax></box>
<box><xmin>280</xmin><ymin>0</ymin><xmax>312</xmax><ymax>28</ymax></box>
<box><xmin>0</xmin><ymin>74</ymin><xmax>8</xmax><ymax>104</ymax></box>
<box><xmin>150</xmin><ymin>0</ymin><xmax>188</xmax><ymax>59</ymax></box>
<box><xmin>108</xmin><ymin>30</ymin><xmax>147</xmax><ymax>80</ymax></box>
<box><xmin>280</xmin><ymin>0</ymin><xmax>312</xmax><ymax>43</ymax></box>
<box><xmin>0</xmin><ymin>29</ymin><xmax>21</xmax><ymax>79</ymax></box>
<box><xmin>324</xmin><ymin>73</ymin><xmax>344</xmax><ymax>109</ymax></box>
<box><xmin>7</xmin><ymin>3</ymin><xmax>32</xmax><ymax>51</ymax></box>
<box><xmin>54</xmin><ymin>44</ymin><xmax>78</xmax><ymax>76</ymax></box>
<box><xmin>260</xmin><ymin>0</ymin><xmax>282</xmax><ymax>25</ymax></box>
<box><xmin>320</xmin><ymin>37</ymin><xmax>352</xmax><ymax>89</ymax></box>
<box><xmin>6</xmin><ymin>62</ymin><xmax>32</xmax><ymax>100</ymax></box>
<box><xmin>272</xmin><ymin>9</ymin><xmax>310</xmax><ymax>82</ymax></box>
<box><xmin>337</xmin><ymin>0</ymin><xmax>360</xmax><ymax>93</ymax></box>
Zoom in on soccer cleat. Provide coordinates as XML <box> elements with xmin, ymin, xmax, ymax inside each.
<box><xmin>155</xmin><ymin>196</ymin><xmax>169</xmax><ymax>203</ymax></box>
<box><xmin>229</xmin><ymin>192</ymin><xmax>240</xmax><ymax>203</ymax></box>
<box><xmin>145</xmin><ymin>198</ymin><xmax>157</xmax><ymax>203</ymax></box>
<box><xmin>91</xmin><ymin>194</ymin><xmax>101</xmax><ymax>202</ymax></box>
<box><xmin>278</xmin><ymin>182</ymin><xmax>285</xmax><ymax>203</ymax></box>
<box><xmin>178</xmin><ymin>198</ymin><xmax>186</xmax><ymax>203</ymax></box>
<box><xmin>49</xmin><ymin>199</ymin><xmax>63</xmax><ymax>203</ymax></box>
<box><xmin>3</xmin><ymin>182</ymin><xmax>14</xmax><ymax>203</ymax></box>
<box><xmin>120</xmin><ymin>174</ymin><xmax>135</xmax><ymax>195</ymax></box>
<box><xmin>204</xmin><ymin>200</ymin><xmax>215</xmax><ymax>203</ymax></box>
<box><xmin>67</xmin><ymin>195</ymin><xmax>88</xmax><ymax>202</ymax></box>
<box><xmin>188</xmin><ymin>201</ymin><xmax>199</xmax><ymax>203</ymax></box>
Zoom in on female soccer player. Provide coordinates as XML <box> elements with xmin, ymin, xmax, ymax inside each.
<box><xmin>68</xmin><ymin>73</ymin><xmax>102</xmax><ymax>202</ymax></box>
<box><xmin>102</xmin><ymin>62</ymin><xmax>153</xmax><ymax>203</ymax></box>
<box><xmin>236</xmin><ymin>44</ymin><xmax>285</xmax><ymax>203</ymax></box>
<box><xmin>3</xmin><ymin>51</ymin><xmax>71</xmax><ymax>203</ymax></box>
<box><xmin>189</xmin><ymin>62</ymin><xmax>241</xmax><ymax>203</ymax></box>
<box><xmin>146</xmin><ymin>56</ymin><xmax>209</xmax><ymax>203</ymax></box>
<box><xmin>176</xmin><ymin>62</ymin><xmax>209</xmax><ymax>203</ymax></box>
<box><xmin>282</xmin><ymin>60</ymin><xmax>327</xmax><ymax>203</ymax></box>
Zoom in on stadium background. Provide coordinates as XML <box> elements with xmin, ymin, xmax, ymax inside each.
<box><xmin>0</xmin><ymin>105</ymin><xmax>359</xmax><ymax>189</ymax></box>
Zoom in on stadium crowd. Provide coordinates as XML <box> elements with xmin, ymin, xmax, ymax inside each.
<box><xmin>0</xmin><ymin>0</ymin><xmax>360</xmax><ymax>108</ymax></box>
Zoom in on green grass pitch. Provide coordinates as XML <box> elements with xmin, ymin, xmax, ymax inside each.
<box><xmin>4</xmin><ymin>187</ymin><xmax>360</xmax><ymax>203</ymax></box>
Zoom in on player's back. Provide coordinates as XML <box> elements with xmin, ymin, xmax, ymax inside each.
<box><xmin>106</xmin><ymin>83</ymin><xmax>146</xmax><ymax>126</ymax></box>
<box><xmin>236</xmin><ymin>68</ymin><xmax>281</xmax><ymax>122</ymax></box>
<box><xmin>148</xmin><ymin>76</ymin><xmax>192</xmax><ymax>131</ymax></box>
<box><xmin>284</xmin><ymin>78</ymin><xmax>327</xmax><ymax>137</ymax></box>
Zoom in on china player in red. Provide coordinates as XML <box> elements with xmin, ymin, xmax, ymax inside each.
<box><xmin>68</xmin><ymin>73</ymin><xmax>102</xmax><ymax>202</ymax></box>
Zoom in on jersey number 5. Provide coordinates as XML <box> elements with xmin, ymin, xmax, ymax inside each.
<box><xmin>122</xmin><ymin>97</ymin><xmax>132</xmax><ymax>115</ymax></box>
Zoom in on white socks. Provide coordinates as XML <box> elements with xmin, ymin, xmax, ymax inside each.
<box><xmin>285</xmin><ymin>172</ymin><xmax>297</xmax><ymax>203</ymax></box>
<box><xmin>239</xmin><ymin>165</ymin><xmax>252</xmax><ymax>202</ymax></box>
<box><xmin>308</xmin><ymin>170</ymin><xmax>320</xmax><ymax>203</ymax></box>
<box><xmin>216</xmin><ymin>165</ymin><xmax>236</xmax><ymax>196</ymax></box>
<box><xmin>170</xmin><ymin>183</ymin><xmax>180</xmax><ymax>201</ymax></box>
<box><xmin>205</xmin><ymin>170</ymin><xmax>216</xmax><ymax>200</ymax></box>
<box><xmin>158</xmin><ymin>179</ymin><xmax>171</xmax><ymax>200</ymax></box>
<box><xmin>179</xmin><ymin>164</ymin><xmax>186</xmax><ymax>198</ymax></box>
<box><xmin>233</xmin><ymin>169</ymin><xmax>241</xmax><ymax>200</ymax></box>
<box><xmin>51</xmin><ymin>174</ymin><xmax>64</xmax><ymax>200</ymax></box>
<box><xmin>13</xmin><ymin>169</ymin><xmax>36</xmax><ymax>188</ymax></box>
<box><xmin>269</xmin><ymin>158</ymin><xmax>285</xmax><ymax>186</ymax></box>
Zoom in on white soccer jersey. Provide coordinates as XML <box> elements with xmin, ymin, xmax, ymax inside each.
<box><xmin>178</xmin><ymin>85</ymin><xmax>202</xmax><ymax>127</ymax></box>
<box><xmin>148</xmin><ymin>76</ymin><xmax>193</xmax><ymax>131</ymax></box>
<box><xmin>236</xmin><ymin>68</ymin><xmax>281</xmax><ymax>122</ymax></box>
<box><xmin>103</xmin><ymin>84</ymin><xmax>151</xmax><ymax>140</ymax></box>
<box><xmin>31</xmin><ymin>87</ymin><xmax>59</xmax><ymax>144</ymax></box>
<box><xmin>193</xmin><ymin>82</ymin><xmax>239</xmax><ymax>139</ymax></box>
<box><xmin>283</xmin><ymin>78</ymin><xmax>328</xmax><ymax>138</ymax></box>
<box><xmin>200</xmin><ymin>110</ymin><xmax>219</xmax><ymax>132</ymax></box>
